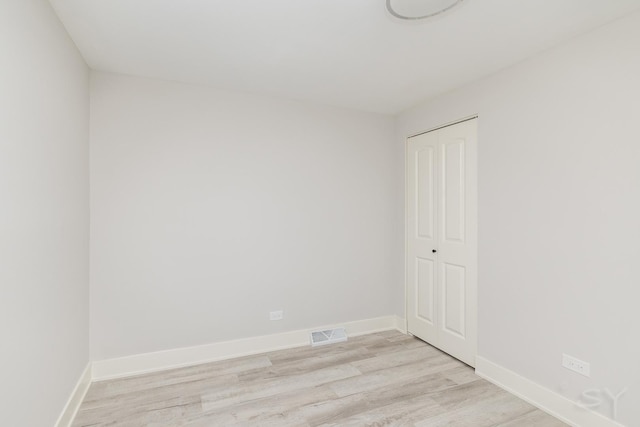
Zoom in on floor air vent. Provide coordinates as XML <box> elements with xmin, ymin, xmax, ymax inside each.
<box><xmin>310</xmin><ymin>327</ymin><xmax>348</xmax><ymax>347</ymax></box>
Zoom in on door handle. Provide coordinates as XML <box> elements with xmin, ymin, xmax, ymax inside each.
<box><xmin>432</xmin><ymin>249</ymin><xmax>437</xmax><ymax>253</ymax></box>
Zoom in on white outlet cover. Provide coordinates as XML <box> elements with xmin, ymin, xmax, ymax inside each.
<box><xmin>562</xmin><ymin>353</ymin><xmax>590</xmax><ymax>377</ymax></box>
<box><xmin>269</xmin><ymin>310</ymin><xmax>283</xmax><ymax>321</ymax></box>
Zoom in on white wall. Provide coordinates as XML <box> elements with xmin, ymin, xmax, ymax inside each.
<box><xmin>90</xmin><ymin>72</ymin><xmax>398</xmax><ymax>360</ymax></box>
<box><xmin>397</xmin><ymin>11</ymin><xmax>640</xmax><ymax>426</ymax></box>
<box><xmin>0</xmin><ymin>1</ymin><xmax>90</xmax><ymax>426</ymax></box>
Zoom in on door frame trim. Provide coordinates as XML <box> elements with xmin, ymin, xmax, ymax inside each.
<box><xmin>407</xmin><ymin>115</ymin><xmax>478</xmax><ymax>139</ymax></box>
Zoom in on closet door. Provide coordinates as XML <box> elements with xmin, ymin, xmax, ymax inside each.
<box><xmin>406</xmin><ymin>118</ymin><xmax>477</xmax><ymax>367</ymax></box>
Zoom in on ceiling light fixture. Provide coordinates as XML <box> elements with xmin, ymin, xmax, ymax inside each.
<box><xmin>386</xmin><ymin>0</ymin><xmax>466</xmax><ymax>21</ymax></box>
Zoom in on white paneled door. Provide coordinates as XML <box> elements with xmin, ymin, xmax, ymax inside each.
<box><xmin>406</xmin><ymin>118</ymin><xmax>477</xmax><ymax>367</ymax></box>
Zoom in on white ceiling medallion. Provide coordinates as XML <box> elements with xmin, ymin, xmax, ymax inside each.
<box><xmin>386</xmin><ymin>0</ymin><xmax>466</xmax><ymax>21</ymax></box>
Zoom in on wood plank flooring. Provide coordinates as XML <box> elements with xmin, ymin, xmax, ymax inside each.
<box><xmin>73</xmin><ymin>331</ymin><xmax>566</xmax><ymax>426</ymax></box>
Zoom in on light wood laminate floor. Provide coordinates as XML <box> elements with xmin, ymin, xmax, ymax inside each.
<box><xmin>73</xmin><ymin>331</ymin><xmax>567</xmax><ymax>426</ymax></box>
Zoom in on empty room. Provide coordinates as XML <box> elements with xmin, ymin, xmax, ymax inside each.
<box><xmin>2</xmin><ymin>0</ymin><xmax>640</xmax><ymax>426</ymax></box>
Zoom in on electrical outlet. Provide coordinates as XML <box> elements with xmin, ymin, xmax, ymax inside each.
<box><xmin>562</xmin><ymin>354</ymin><xmax>590</xmax><ymax>377</ymax></box>
<box><xmin>269</xmin><ymin>310</ymin><xmax>283</xmax><ymax>321</ymax></box>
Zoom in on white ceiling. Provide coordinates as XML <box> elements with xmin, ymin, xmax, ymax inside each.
<box><xmin>49</xmin><ymin>0</ymin><xmax>640</xmax><ymax>114</ymax></box>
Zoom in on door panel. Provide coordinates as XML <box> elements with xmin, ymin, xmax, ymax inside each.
<box><xmin>443</xmin><ymin>139</ymin><xmax>465</xmax><ymax>243</ymax></box>
<box><xmin>416</xmin><ymin>148</ymin><xmax>435</xmax><ymax>239</ymax></box>
<box><xmin>407</xmin><ymin>118</ymin><xmax>477</xmax><ymax>367</ymax></box>
<box><xmin>407</xmin><ymin>130</ymin><xmax>438</xmax><ymax>343</ymax></box>
<box><xmin>442</xmin><ymin>262</ymin><xmax>466</xmax><ymax>337</ymax></box>
<box><xmin>416</xmin><ymin>257</ymin><xmax>435</xmax><ymax>324</ymax></box>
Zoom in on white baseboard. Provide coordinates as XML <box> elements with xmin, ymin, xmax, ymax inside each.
<box><xmin>55</xmin><ymin>362</ymin><xmax>92</xmax><ymax>427</ymax></box>
<box><xmin>475</xmin><ymin>357</ymin><xmax>625</xmax><ymax>427</ymax></box>
<box><xmin>92</xmin><ymin>315</ymin><xmax>405</xmax><ymax>381</ymax></box>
